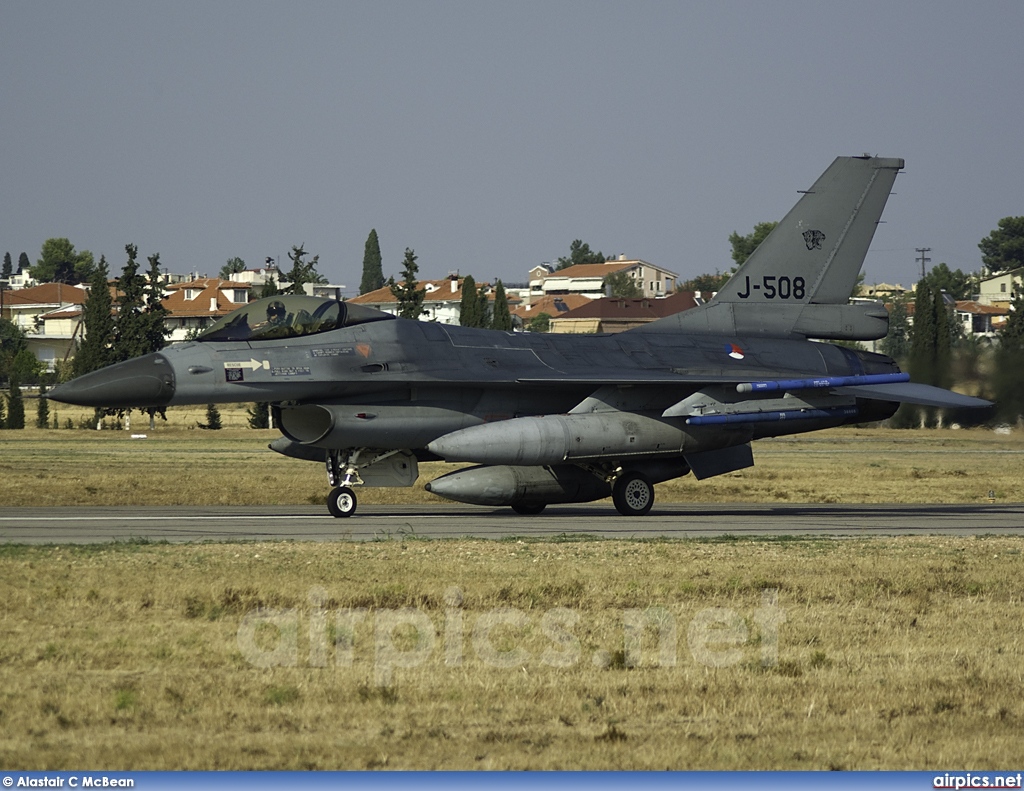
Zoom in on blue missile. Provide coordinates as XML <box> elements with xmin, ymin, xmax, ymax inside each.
<box><xmin>686</xmin><ymin>406</ymin><xmax>858</xmax><ymax>426</ymax></box>
<box><xmin>736</xmin><ymin>372</ymin><xmax>909</xmax><ymax>394</ymax></box>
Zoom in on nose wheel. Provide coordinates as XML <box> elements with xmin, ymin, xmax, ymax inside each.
<box><xmin>327</xmin><ymin>486</ymin><xmax>357</xmax><ymax>518</ymax></box>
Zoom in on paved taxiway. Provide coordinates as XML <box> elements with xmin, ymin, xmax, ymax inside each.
<box><xmin>1</xmin><ymin>503</ymin><xmax>1023</xmax><ymax>544</ymax></box>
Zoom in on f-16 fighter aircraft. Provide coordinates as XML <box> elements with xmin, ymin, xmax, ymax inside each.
<box><xmin>51</xmin><ymin>156</ymin><xmax>990</xmax><ymax>517</ymax></box>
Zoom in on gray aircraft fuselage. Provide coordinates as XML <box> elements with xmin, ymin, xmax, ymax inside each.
<box><xmin>50</xmin><ymin>155</ymin><xmax>991</xmax><ymax>517</ymax></box>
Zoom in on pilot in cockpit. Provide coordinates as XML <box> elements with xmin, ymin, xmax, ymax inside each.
<box><xmin>252</xmin><ymin>300</ymin><xmax>289</xmax><ymax>336</ymax></box>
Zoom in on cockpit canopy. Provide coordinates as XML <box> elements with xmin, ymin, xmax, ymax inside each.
<box><xmin>195</xmin><ymin>295</ymin><xmax>394</xmax><ymax>342</ymax></box>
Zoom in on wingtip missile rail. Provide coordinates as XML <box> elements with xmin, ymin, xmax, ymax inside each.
<box><xmin>736</xmin><ymin>372</ymin><xmax>909</xmax><ymax>394</ymax></box>
<box><xmin>685</xmin><ymin>406</ymin><xmax>859</xmax><ymax>426</ymax></box>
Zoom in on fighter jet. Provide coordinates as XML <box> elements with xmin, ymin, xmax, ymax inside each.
<box><xmin>50</xmin><ymin>156</ymin><xmax>990</xmax><ymax>517</ymax></box>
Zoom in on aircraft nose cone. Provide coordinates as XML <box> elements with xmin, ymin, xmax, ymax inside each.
<box><xmin>49</xmin><ymin>353</ymin><xmax>176</xmax><ymax>408</ymax></box>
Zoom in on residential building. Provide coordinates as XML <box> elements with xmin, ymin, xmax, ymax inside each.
<box><xmin>549</xmin><ymin>292</ymin><xmax>699</xmax><ymax>334</ymax></box>
<box><xmin>978</xmin><ymin>269</ymin><xmax>1022</xmax><ymax>308</ymax></box>
<box><xmin>161</xmin><ymin>278</ymin><xmax>254</xmax><ymax>342</ymax></box>
<box><xmin>349</xmin><ymin>275</ymin><xmax>518</xmax><ymax>325</ymax></box>
<box><xmin>954</xmin><ymin>300</ymin><xmax>1008</xmax><ymax>338</ymax></box>
<box><xmin>511</xmin><ymin>294</ymin><xmax>590</xmax><ymax>329</ymax></box>
<box><xmin>1</xmin><ymin>282</ymin><xmax>89</xmax><ymax>371</ymax></box>
<box><xmin>530</xmin><ymin>257</ymin><xmax>680</xmax><ymax>300</ymax></box>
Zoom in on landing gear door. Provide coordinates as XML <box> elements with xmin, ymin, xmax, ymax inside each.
<box><xmin>361</xmin><ymin>451</ymin><xmax>419</xmax><ymax>487</ymax></box>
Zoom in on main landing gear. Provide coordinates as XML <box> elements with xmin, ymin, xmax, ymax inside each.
<box><xmin>611</xmin><ymin>470</ymin><xmax>655</xmax><ymax>517</ymax></box>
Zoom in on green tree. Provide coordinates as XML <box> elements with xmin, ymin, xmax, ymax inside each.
<box><xmin>10</xmin><ymin>347</ymin><xmax>42</xmax><ymax>386</ymax></box>
<box><xmin>32</xmin><ymin>238</ymin><xmax>96</xmax><ymax>284</ymax></box>
<box><xmin>603</xmin><ymin>270</ymin><xmax>642</xmax><ymax>298</ymax></box>
<box><xmin>679</xmin><ymin>272</ymin><xmax>730</xmax><ymax>294</ymax></box>
<box><xmin>283</xmin><ymin>244</ymin><xmax>326</xmax><ymax>296</ymax></box>
<box><xmin>920</xmin><ymin>263</ymin><xmax>974</xmax><ymax>300</ymax></box>
<box><xmin>6</xmin><ymin>372</ymin><xmax>25</xmax><ymax>429</ymax></box>
<box><xmin>729</xmin><ymin>221</ymin><xmax>779</xmax><ymax>269</ymax></box>
<box><xmin>36</xmin><ymin>383</ymin><xmax>50</xmax><ymax>429</ymax></box>
<box><xmin>491</xmin><ymin>281</ymin><xmax>513</xmax><ymax>331</ymax></box>
<box><xmin>258</xmin><ymin>277</ymin><xmax>280</xmax><ymax>299</ymax></box>
<box><xmin>247</xmin><ymin>402</ymin><xmax>270</xmax><ymax>429</ymax></box>
<box><xmin>142</xmin><ymin>253</ymin><xmax>170</xmax><ymax>355</ymax></box>
<box><xmin>390</xmin><ymin>248</ymin><xmax>426</xmax><ymax>320</ymax></box>
<box><xmin>17</xmin><ymin>252</ymin><xmax>30</xmax><ymax>275</ymax></box>
<box><xmin>72</xmin><ymin>256</ymin><xmax>116</xmax><ymax>378</ymax></box>
<box><xmin>113</xmin><ymin>244</ymin><xmax>148</xmax><ymax>363</ymax></box>
<box><xmin>1</xmin><ymin>318</ymin><xmax>29</xmax><ymax>384</ymax></box>
<box><xmin>2</xmin><ymin>252</ymin><xmax>11</xmax><ymax>279</ymax></box>
<box><xmin>879</xmin><ymin>293</ymin><xmax>911</xmax><ymax>361</ymax></box>
<box><xmin>909</xmin><ymin>282</ymin><xmax>937</xmax><ymax>386</ymax></box>
<box><xmin>556</xmin><ymin>240</ymin><xmax>606</xmax><ymax>270</ymax></box>
<box><xmin>979</xmin><ymin>217</ymin><xmax>1024</xmax><ymax>274</ymax></box>
<box><xmin>992</xmin><ymin>295</ymin><xmax>1024</xmax><ymax>422</ymax></box>
<box><xmin>527</xmin><ymin>312</ymin><xmax>551</xmax><ymax>333</ymax></box>
<box><xmin>904</xmin><ymin>282</ymin><xmax>955</xmax><ymax>427</ymax></box>
<box><xmin>220</xmin><ymin>257</ymin><xmax>246</xmax><ymax>279</ymax></box>
<box><xmin>199</xmin><ymin>403</ymin><xmax>222</xmax><ymax>430</ymax></box>
<box><xmin>459</xmin><ymin>274</ymin><xmax>485</xmax><ymax>327</ymax></box>
<box><xmin>360</xmin><ymin>229</ymin><xmax>385</xmax><ymax>295</ymax></box>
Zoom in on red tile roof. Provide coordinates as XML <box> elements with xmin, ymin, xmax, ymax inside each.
<box><xmin>2</xmin><ymin>282</ymin><xmax>88</xmax><ymax>305</ymax></box>
<box><xmin>161</xmin><ymin>278</ymin><xmax>252</xmax><ymax>317</ymax></box>
<box><xmin>555</xmin><ymin>291</ymin><xmax>698</xmax><ymax>320</ymax></box>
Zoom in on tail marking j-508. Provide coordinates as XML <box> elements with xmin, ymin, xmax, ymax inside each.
<box><xmin>736</xmin><ymin>372</ymin><xmax>910</xmax><ymax>394</ymax></box>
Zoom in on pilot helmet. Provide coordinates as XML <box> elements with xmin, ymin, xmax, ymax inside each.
<box><xmin>267</xmin><ymin>300</ymin><xmax>286</xmax><ymax>320</ymax></box>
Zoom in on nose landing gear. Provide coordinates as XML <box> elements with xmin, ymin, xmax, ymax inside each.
<box><xmin>326</xmin><ymin>449</ymin><xmax>364</xmax><ymax>518</ymax></box>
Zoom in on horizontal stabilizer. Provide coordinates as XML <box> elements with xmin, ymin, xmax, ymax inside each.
<box><xmin>837</xmin><ymin>382</ymin><xmax>992</xmax><ymax>409</ymax></box>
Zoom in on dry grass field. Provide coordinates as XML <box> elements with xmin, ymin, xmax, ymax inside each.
<box><xmin>1</xmin><ymin>537</ymin><xmax>1022</xmax><ymax>769</ymax></box>
<box><xmin>2</xmin><ymin>406</ymin><xmax>1023</xmax><ymax>769</ymax></box>
<box><xmin>1</xmin><ymin>402</ymin><xmax>1022</xmax><ymax>506</ymax></box>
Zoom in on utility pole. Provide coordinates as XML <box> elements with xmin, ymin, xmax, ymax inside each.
<box><xmin>916</xmin><ymin>247</ymin><xmax>932</xmax><ymax>280</ymax></box>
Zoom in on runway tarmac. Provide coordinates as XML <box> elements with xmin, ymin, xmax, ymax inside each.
<box><xmin>1</xmin><ymin>502</ymin><xmax>1023</xmax><ymax>544</ymax></box>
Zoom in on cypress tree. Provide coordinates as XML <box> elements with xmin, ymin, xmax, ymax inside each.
<box><xmin>992</xmin><ymin>295</ymin><xmax>1024</xmax><ymax>423</ymax></box>
<box><xmin>200</xmin><ymin>403</ymin><xmax>222</xmax><ymax>430</ymax></box>
<box><xmin>114</xmin><ymin>244</ymin><xmax>148</xmax><ymax>362</ymax></box>
<box><xmin>259</xmin><ymin>276</ymin><xmax>280</xmax><ymax>299</ymax></box>
<box><xmin>909</xmin><ymin>282</ymin><xmax>936</xmax><ymax>386</ymax></box>
<box><xmin>143</xmin><ymin>253</ymin><xmax>170</xmax><ymax>354</ymax></box>
<box><xmin>390</xmin><ymin>248</ymin><xmax>426</xmax><ymax>320</ymax></box>
<box><xmin>879</xmin><ymin>294</ymin><xmax>911</xmax><ymax>361</ymax></box>
<box><xmin>73</xmin><ymin>256</ymin><xmax>115</xmax><ymax>378</ymax></box>
<box><xmin>475</xmin><ymin>281</ymin><xmax>490</xmax><ymax>326</ymax></box>
<box><xmin>360</xmin><ymin>229</ymin><xmax>384</xmax><ymax>295</ymax></box>
<box><xmin>6</xmin><ymin>372</ymin><xmax>25</xmax><ymax>429</ymax></box>
<box><xmin>18</xmin><ymin>252</ymin><xmax>30</xmax><ymax>275</ymax></box>
<box><xmin>247</xmin><ymin>402</ymin><xmax>270</xmax><ymax>429</ymax></box>
<box><xmin>932</xmin><ymin>288</ymin><xmax>952</xmax><ymax>390</ymax></box>
<box><xmin>2</xmin><ymin>252</ymin><xmax>11</xmax><ymax>279</ymax></box>
<box><xmin>459</xmin><ymin>275</ymin><xmax>482</xmax><ymax>327</ymax></box>
<box><xmin>491</xmin><ymin>280</ymin><xmax>513</xmax><ymax>331</ymax></box>
<box><xmin>284</xmin><ymin>244</ymin><xmax>324</xmax><ymax>296</ymax></box>
<box><xmin>36</xmin><ymin>383</ymin><xmax>49</xmax><ymax>429</ymax></box>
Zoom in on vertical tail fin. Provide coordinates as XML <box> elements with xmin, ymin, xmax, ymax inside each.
<box><xmin>640</xmin><ymin>155</ymin><xmax>904</xmax><ymax>339</ymax></box>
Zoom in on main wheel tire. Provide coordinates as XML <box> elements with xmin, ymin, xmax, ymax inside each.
<box><xmin>511</xmin><ymin>503</ymin><xmax>546</xmax><ymax>515</ymax></box>
<box><xmin>612</xmin><ymin>471</ymin><xmax>654</xmax><ymax>516</ymax></box>
<box><xmin>327</xmin><ymin>486</ymin><xmax>357</xmax><ymax>518</ymax></box>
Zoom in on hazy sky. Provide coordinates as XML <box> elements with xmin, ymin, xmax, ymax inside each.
<box><xmin>2</xmin><ymin>1</ymin><xmax>1021</xmax><ymax>292</ymax></box>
